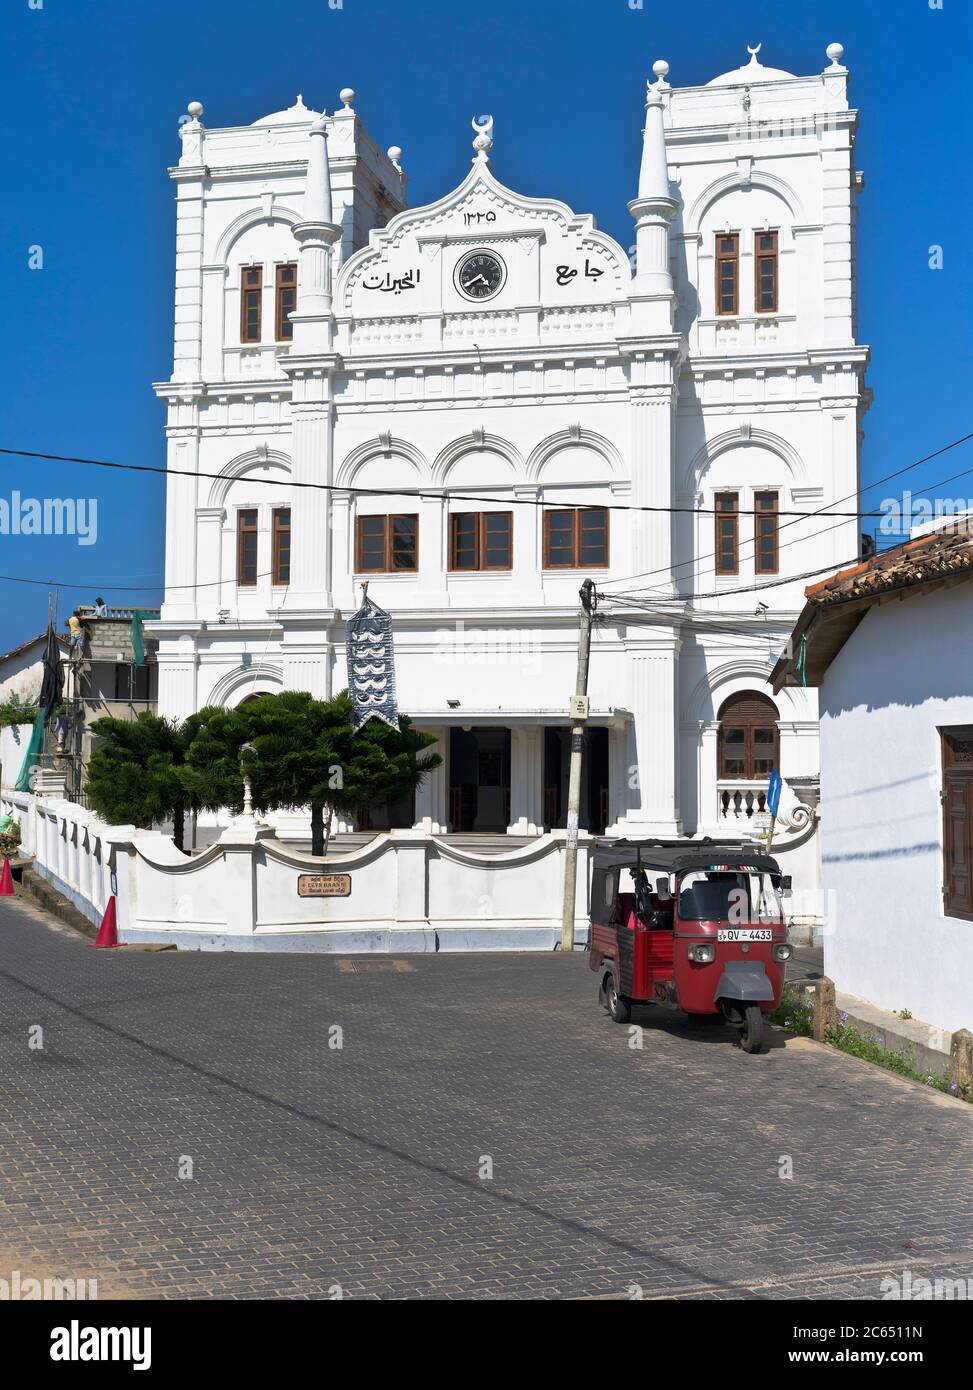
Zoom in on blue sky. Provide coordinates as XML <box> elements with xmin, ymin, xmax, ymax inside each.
<box><xmin>1</xmin><ymin>0</ymin><xmax>969</xmax><ymax>652</ymax></box>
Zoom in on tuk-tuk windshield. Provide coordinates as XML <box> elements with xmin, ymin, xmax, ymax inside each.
<box><xmin>677</xmin><ymin>870</ymin><xmax>784</xmax><ymax>924</ymax></box>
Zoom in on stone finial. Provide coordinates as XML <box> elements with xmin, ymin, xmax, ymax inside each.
<box><xmin>825</xmin><ymin>42</ymin><xmax>846</xmax><ymax>70</ymax></box>
<box><xmin>186</xmin><ymin>101</ymin><xmax>204</xmax><ymax>122</ymax></box>
<box><xmin>339</xmin><ymin>87</ymin><xmax>356</xmax><ymax>109</ymax></box>
<box><xmin>652</xmin><ymin>59</ymin><xmax>670</xmax><ymax>88</ymax></box>
<box><xmin>472</xmin><ymin>113</ymin><xmax>494</xmax><ymax>163</ymax></box>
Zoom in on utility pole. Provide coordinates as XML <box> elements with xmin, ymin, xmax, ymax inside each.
<box><xmin>561</xmin><ymin>578</ymin><xmax>596</xmax><ymax>952</ymax></box>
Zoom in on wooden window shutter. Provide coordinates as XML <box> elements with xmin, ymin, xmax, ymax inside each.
<box><xmin>942</xmin><ymin>728</ymin><xmax>973</xmax><ymax>921</ymax></box>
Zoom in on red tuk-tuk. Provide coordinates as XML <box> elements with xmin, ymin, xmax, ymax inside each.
<box><xmin>588</xmin><ymin>839</ymin><xmax>792</xmax><ymax>1054</ymax></box>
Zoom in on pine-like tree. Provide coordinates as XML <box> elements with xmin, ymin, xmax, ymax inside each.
<box><xmin>181</xmin><ymin>690</ymin><xmax>441</xmax><ymax>856</ymax></box>
<box><xmin>85</xmin><ymin>711</ymin><xmax>218</xmax><ymax>851</ymax></box>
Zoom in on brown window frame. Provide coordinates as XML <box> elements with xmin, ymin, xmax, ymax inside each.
<box><xmin>718</xmin><ymin>692</ymin><xmax>780</xmax><ymax>782</ymax></box>
<box><xmin>754</xmin><ymin>230</ymin><xmax>779</xmax><ymax>313</ymax></box>
<box><xmin>448</xmin><ymin>512</ymin><xmax>513</xmax><ymax>572</ymax></box>
<box><xmin>355</xmin><ymin>514</ymin><xmax>419</xmax><ymax>573</ymax></box>
<box><xmin>275</xmin><ymin>263</ymin><xmax>297</xmax><ymax>341</ymax></box>
<box><xmin>272</xmin><ymin>507</ymin><xmax>291</xmax><ymax>585</ymax></box>
<box><xmin>542</xmin><ymin>508</ymin><xmax>609</xmax><ymax>570</ymax></box>
<box><xmin>715</xmin><ymin>232</ymin><xmax>739</xmax><ymax>317</ymax></box>
<box><xmin>240</xmin><ymin>265</ymin><xmax>263</xmax><ymax>343</ymax></box>
<box><xmin>942</xmin><ymin>727</ymin><xmax>973</xmax><ymax>922</ymax></box>
<box><xmin>754</xmin><ymin>491</ymin><xmax>779</xmax><ymax>575</ymax></box>
<box><xmin>237</xmin><ymin>508</ymin><xmax>259</xmax><ymax>587</ymax></box>
<box><xmin>714</xmin><ymin>492</ymin><xmax>740</xmax><ymax>576</ymax></box>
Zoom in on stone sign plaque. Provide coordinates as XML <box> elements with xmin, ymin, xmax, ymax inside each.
<box><xmin>298</xmin><ymin>873</ymin><xmax>351</xmax><ymax>898</ymax></box>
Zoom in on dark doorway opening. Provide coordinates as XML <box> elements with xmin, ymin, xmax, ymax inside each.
<box><xmin>448</xmin><ymin>727</ymin><xmax>511</xmax><ymax>832</ymax></box>
<box><xmin>543</xmin><ymin>725</ymin><xmax>609</xmax><ymax>834</ymax></box>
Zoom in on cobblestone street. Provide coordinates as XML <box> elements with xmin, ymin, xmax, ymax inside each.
<box><xmin>1</xmin><ymin>895</ymin><xmax>970</xmax><ymax>1300</ymax></box>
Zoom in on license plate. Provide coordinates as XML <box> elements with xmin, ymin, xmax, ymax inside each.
<box><xmin>717</xmin><ymin>929</ymin><xmax>773</xmax><ymax>942</ymax></box>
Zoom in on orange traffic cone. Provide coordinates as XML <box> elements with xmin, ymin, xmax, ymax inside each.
<box><xmin>0</xmin><ymin>859</ymin><xmax>13</xmax><ymax>896</ymax></box>
<box><xmin>90</xmin><ymin>895</ymin><xmax>118</xmax><ymax>948</ymax></box>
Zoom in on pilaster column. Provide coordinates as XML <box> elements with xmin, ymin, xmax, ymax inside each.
<box><xmin>162</xmin><ymin>430</ymin><xmax>201</xmax><ymax>622</ymax></box>
<box><xmin>194</xmin><ymin>507</ymin><xmax>225</xmax><ymax>621</ymax></box>
<box><xmin>288</xmin><ymin>375</ymin><xmax>335</xmax><ymax>608</ymax></box>
<box><xmin>415</xmin><ymin>726</ymin><xmax>448</xmax><ymax>834</ymax></box>
<box><xmin>508</xmin><ymin>726</ymin><xmax>543</xmax><ymax>835</ymax></box>
<box><xmin>170</xmin><ymin>105</ymin><xmax>207</xmax><ymax>383</ymax></box>
<box><xmin>621</xmin><ymin>632</ymin><xmax>682</xmax><ymax>836</ymax></box>
<box><xmin>419</xmin><ymin>495</ymin><xmax>447</xmax><ymax>603</ymax></box>
<box><xmin>630</xmin><ymin>386</ymin><xmax>676</xmax><ymax>592</ymax></box>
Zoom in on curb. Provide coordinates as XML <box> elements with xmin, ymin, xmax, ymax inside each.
<box><xmin>772</xmin><ymin>1026</ymin><xmax>973</xmax><ymax>1113</ymax></box>
<box><xmin>836</xmin><ymin>993</ymin><xmax>952</xmax><ymax>1078</ymax></box>
<box><xmin>16</xmin><ymin>866</ymin><xmax>98</xmax><ymax>941</ymax></box>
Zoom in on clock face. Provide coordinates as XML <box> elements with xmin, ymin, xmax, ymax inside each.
<box><xmin>456</xmin><ymin>250</ymin><xmax>506</xmax><ymax>301</ymax></box>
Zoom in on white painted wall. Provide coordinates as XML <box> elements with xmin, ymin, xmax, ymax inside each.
<box><xmin>819</xmin><ymin>583</ymin><xmax>973</xmax><ymax>1033</ymax></box>
<box><xmin>0</xmin><ymin>723</ymin><xmax>34</xmax><ymax>792</ymax></box>
<box><xmin>0</xmin><ymin>648</ymin><xmax>43</xmax><ymax>703</ymax></box>
<box><xmin>0</xmin><ymin>791</ymin><xmax>592</xmax><ymax>952</ymax></box>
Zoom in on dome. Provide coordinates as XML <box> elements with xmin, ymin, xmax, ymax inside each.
<box><xmin>251</xmin><ymin>94</ymin><xmax>324</xmax><ymax>126</ymax></box>
<box><xmin>706</xmin><ymin>46</ymin><xmax>796</xmax><ymax>87</ymax></box>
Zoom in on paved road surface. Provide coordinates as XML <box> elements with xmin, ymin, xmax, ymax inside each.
<box><xmin>0</xmin><ymin>895</ymin><xmax>969</xmax><ymax>1299</ymax></box>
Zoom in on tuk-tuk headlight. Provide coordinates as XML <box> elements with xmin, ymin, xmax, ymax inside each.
<box><xmin>772</xmin><ymin>944</ymin><xmax>793</xmax><ymax>962</ymax></box>
<box><xmin>688</xmin><ymin>943</ymin><xmax>716</xmax><ymax>964</ymax></box>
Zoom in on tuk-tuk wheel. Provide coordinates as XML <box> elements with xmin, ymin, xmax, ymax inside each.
<box><xmin>606</xmin><ymin>975</ymin><xmax>631</xmax><ymax>1025</ymax></box>
<box><xmin>740</xmin><ymin>1004</ymin><xmax>764</xmax><ymax>1054</ymax></box>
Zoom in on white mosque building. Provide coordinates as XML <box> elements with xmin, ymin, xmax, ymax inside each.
<box><xmin>150</xmin><ymin>43</ymin><xmax>868</xmax><ymax>854</ymax></box>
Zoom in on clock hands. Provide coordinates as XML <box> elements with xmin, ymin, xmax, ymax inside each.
<box><xmin>465</xmin><ymin>273</ymin><xmax>490</xmax><ymax>289</ymax></box>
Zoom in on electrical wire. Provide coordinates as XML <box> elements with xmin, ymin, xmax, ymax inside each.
<box><xmin>598</xmin><ymin>429</ymin><xmax>973</xmax><ymax>592</ymax></box>
<box><xmin>1</xmin><ymin>426</ymin><xmax>970</xmax><ymax>597</ymax></box>
<box><xmin>0</xmin><ymin>443</ymin><xmax>932</xmax><ymax>519</ymax></box>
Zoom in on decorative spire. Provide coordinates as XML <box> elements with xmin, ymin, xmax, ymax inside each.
<box><xmin>302</xmin><ymin>118</ymin><xmax>334</xmax><ymax>225</ymax></box>
<box><xmin>637</xmin><ymin>85</ymin><xmax>670</xmax><ymax>201</ymax></box>
<box><xmin>628</xmin><ymin>72</ymin><xmax>678</xmax><ymax>320</ymax></box>
<box><xmin>472</xmin><ymin>113</ymin><xmax>494</xmax><ymax>164</ymax></box>
<box><xmin>290</xmin><ymin>118</ymin><xmax>341</xmax><ymax>353</ymax></box>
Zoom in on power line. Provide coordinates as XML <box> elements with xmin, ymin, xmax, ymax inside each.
<box><xmin>2</xmin><ymin>427</ymin><xmax>970</xmax><ymax>598</ymax></box>
<box><xmin>598</xmin><ymin>428</ymin><xmax>973</xmax><ymax>592</ymax></box>
<box><xmin>0</xmin><ymin>444</ymin><xmax>904</xmax><ymax>519</ymax></box>
<box><xmin>598</xmin><ymin>552</ymin><xmax>862</xmax><ymax>609</ymax></box>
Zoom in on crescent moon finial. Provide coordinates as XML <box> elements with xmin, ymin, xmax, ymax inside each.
<box><xmin>747</xmin><ymin>42</ymin><xmax>762</xmax><ymax>57</ymax></box>
<box><xmin>471</xmin><ymin>113</ymin><xmax>494</xmax><ymax>162</ymax></box>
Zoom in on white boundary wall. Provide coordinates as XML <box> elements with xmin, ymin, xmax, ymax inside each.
<box><xmin>1</xmin><ymin>791</ymin><xmax>592</xmax><ymax>953</ymax></box>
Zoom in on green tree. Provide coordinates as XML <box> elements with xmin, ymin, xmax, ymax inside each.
<box><xmin>85</xmin><ymin>711</ymin><xmax>225</xmax><ymax>852</ymax></box>
<box><xmin>182</xmin><ymin>690</ymin><xmax>440</xmax><ymax>856</ymax></box>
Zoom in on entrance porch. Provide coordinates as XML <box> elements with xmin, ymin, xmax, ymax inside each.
<box><xmin>402</xmin><ymin>713</ymin><xmax>627</xmax><ymax>838</ymax></box>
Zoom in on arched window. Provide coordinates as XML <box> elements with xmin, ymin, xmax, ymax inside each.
<box><xmin>718</xmin><ymin>691</ymin><xmax>779</xmax><ymax>781</ymax></box>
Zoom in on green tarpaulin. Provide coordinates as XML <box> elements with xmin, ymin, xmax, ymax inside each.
<box><xmin>130</xmin><ymin>609</ymin><xmax>155</xmax><ymax>666</ymax></box>
<box><xmin>14</xmin><ymin>710</ymin><xmax>46</xmax><ymax>791</ymax></box>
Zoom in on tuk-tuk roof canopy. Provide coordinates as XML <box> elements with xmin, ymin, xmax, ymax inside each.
<box><xmin>591</xmin><ymin>838</ymin><xmax>781</xmax><ymax>876</ymax></box>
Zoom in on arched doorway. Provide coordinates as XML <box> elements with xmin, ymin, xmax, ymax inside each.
<box><xmin>717</xmin><ymin>690</ymin><xmax>779</xmax><ymax>819</ymax></box>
